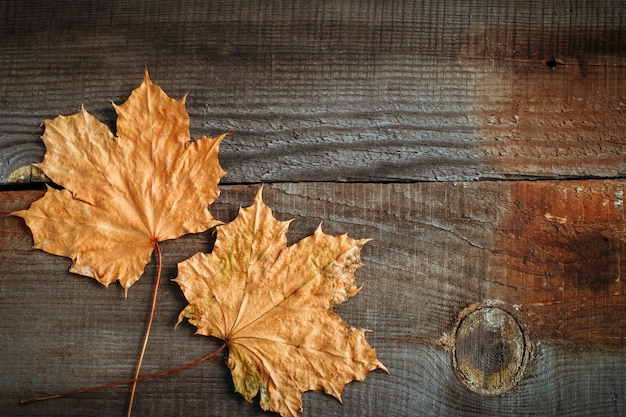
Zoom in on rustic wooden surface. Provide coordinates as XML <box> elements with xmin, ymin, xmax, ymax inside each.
<box><xmin>1</xmin><ymin>1</ymin><xmax>625</xmax><ymax>417</ymax></box>
<box><xmin>1</xmin><ymin>0</ymin><xmax>625</xmax><ymax>183</ymax></box>
<box><xmin>2</xmin><ymin>183</ymin><xmax>625</xmax><ymax>416</ymax></box>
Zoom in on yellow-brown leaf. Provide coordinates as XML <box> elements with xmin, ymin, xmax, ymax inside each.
<box><xmin>12</xmin><ymin>72</ymin><xmax>227</xmax><ymax>289</ymax></box>
<box><xmin>175</xmin><ymin>187</ymin><xmax>386</xmax><ymax>417</ymax></box>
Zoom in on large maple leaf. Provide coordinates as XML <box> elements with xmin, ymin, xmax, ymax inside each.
<box><xmin>174</xmin><ymin>187</ymin><xmax>387</xmax><ymax>417</ymax></box>
<box><xmin>13</xmin><ymin>72</ymin><xmax>227</xmax><ymax>289</ymax></box>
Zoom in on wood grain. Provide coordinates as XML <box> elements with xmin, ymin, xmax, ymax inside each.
<box><xmin>2</xmin><ymin>183</ymin><xmax>624</xmax><ymax>416</ymax></box>
<box><xmin>1</xmin><ymin>0</ymin><xmax>625</xmax><ymax>184</ymax></box>
<box><xmin>1</xmin><ymin>1</ymin><xmax>624</xmax><ymax>416</ymax></box>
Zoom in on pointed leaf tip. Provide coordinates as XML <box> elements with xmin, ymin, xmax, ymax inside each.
<box><xmin>143</xmin><ymin>67</ymin><xmax>152</xmax><ymax>83</ymax></box>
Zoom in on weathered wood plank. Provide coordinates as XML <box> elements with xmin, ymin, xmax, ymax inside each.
<box><xmin>1</xmin><ymin>0</ymin><xmax>625</xmax><ymax>184</ymax></box>
<box><xmin>1</xmin><ymin>182</ymin><xmax>624</xmax><ymax>416</ymax></box>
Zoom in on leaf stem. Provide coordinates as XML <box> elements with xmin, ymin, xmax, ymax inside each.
<box><xmin>127</xmin><ymin>240</ymin><xmax>162</xmax><ymax>417</ymax></box>
<box><xmin>20</xmin><ymin>343</ymin><xmax>227</xmax><ymax>405</ymax></box>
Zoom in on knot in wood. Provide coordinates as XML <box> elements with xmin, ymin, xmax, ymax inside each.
<box><xmin>452</xmin><ymin>301</ymin><xmax>530</xmax><ymax>395</ymax></box>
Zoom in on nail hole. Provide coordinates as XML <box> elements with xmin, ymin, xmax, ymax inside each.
<box><xmin>543</xmin><ymin>59</ymin><xmax>564</xmax><ymax>69</ymax></box>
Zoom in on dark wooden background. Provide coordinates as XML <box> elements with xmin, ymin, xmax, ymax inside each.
<box><xmin>1</xmin><ymin>1</ymin><xmax>624</xmax><ymax>416</ymax></box>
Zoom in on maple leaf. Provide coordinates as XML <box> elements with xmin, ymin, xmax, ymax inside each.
<box><xmin>12</xmin><ymin>72</ymin><xmax>227</xmax><ymax>289</ymax></box>
<box><xmin>174</xmin><ymin>187</ymin><xmax>387</xmax><ymax>417</ymax></box>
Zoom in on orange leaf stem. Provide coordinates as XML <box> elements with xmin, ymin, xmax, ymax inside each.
<box><xmin>127</xmin><ymin>240</ymin><xmax>162</xmax><ymax>417</ymax></box>
<box><xmin>20</xmin><ymin>343</ymin><xmax>227</xmax><ymax>405</ymax></box>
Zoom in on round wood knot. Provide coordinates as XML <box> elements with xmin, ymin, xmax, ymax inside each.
<box><xmin>452</xmin><ymin>301</ymin><xmax>530</xmax><ymax>395</ymax></box>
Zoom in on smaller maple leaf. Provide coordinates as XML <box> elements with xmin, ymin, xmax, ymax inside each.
<box><xmin>12</xmin><ymin>72</ymin><xmax>227</xmax><ymax>290</ymax></box>
<box><xmin>174</xmin><ymin>187</ymin><xmax>387</xmax><ymax>417</ymax></box>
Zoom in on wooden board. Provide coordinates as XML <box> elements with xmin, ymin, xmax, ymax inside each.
<box><xmin>1</xmin><ymin>182</ymin><xmax>624</xmax><ymax>416</ymax></box>
<box><xmin>1</xmin><ymin>1</ymin><xmax>624</xmax><ymax>416</ymax></box>
<box><xmin>1</xmin><ymin>0</ymin><xmax>625</xmax><ymax>184</ymax></box>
